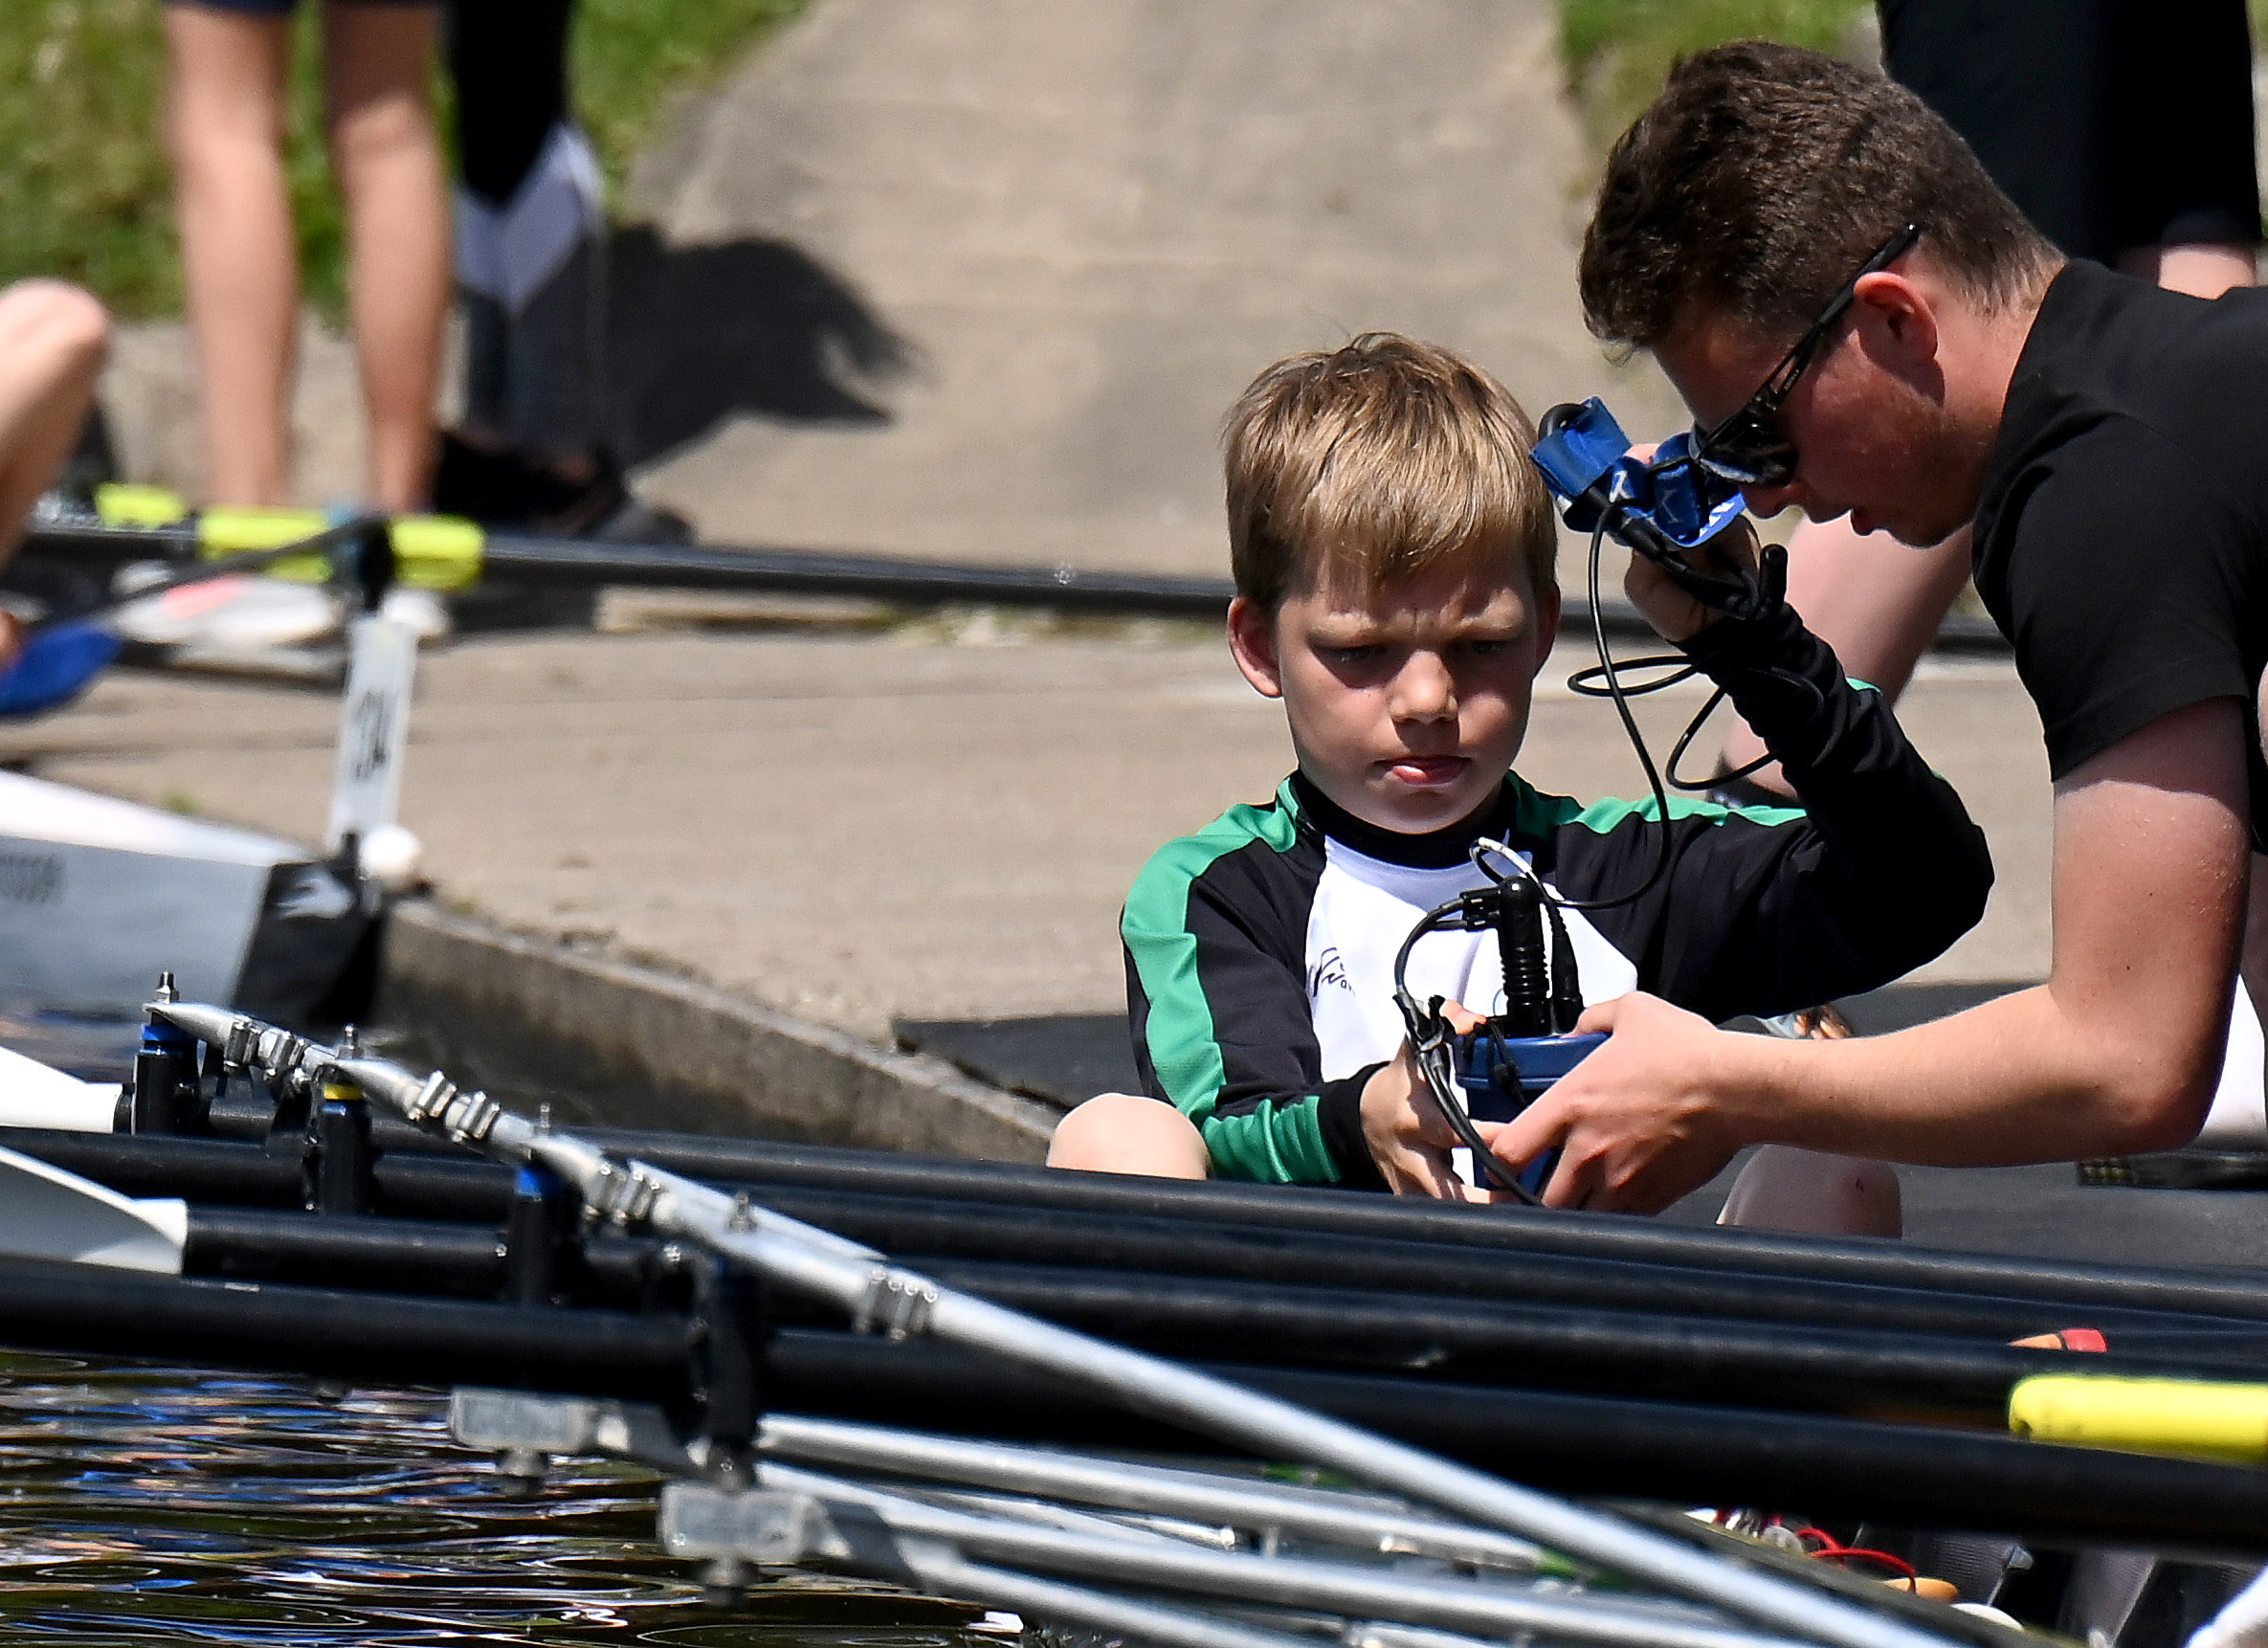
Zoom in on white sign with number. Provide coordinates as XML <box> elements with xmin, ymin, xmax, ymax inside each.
<box><xmin>326</xmin><ymin>613</ymin><xmax>418</xmax><ymax>851</ymax></box>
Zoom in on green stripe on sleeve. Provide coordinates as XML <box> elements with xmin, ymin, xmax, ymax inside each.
<box><xmin>1121</xmin><ymin>781</ymin><xmax>1302</xmax><ymax>1144</ymax></box>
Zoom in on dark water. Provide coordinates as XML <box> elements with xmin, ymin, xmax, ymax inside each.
<box><xmin>0</xmin><ymin>1350</ymin><xmax>1000</xmax><ymax>1648</ymax></box>
<box><xmin>0</xmin><ymin>1006</ymin><xmax>1002</xmax><ymax>1646</ymax></box>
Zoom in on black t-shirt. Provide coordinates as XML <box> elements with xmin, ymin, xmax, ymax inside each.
<box><xmin>1972</xmin><ymin>260</ymin><xmax>2268</xmax><ymax>848</ymax></box>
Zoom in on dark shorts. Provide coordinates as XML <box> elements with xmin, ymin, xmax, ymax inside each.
<box><xmin>167</xmin><ymin>0</ymin><xmax>433</xmax><ymax>14</ymax></box>
<box><xmin>1879</xmin><ymin>0</ymin><xmax>2261</xmax><ymax>262</ymax></box>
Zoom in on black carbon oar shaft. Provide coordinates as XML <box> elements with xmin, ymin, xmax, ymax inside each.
<box><xmin>573</xmin><ymin>1131</ymin><xmax>2268</xmax><ymax>1328</ymax></box>
<box><xmin>13</xmin><ymin>1126</ymin><xmax>2262</xmax><ymax>1344</ymax></box>
<box><xmin>764</xmin><ymin>1329</ymin><xmax>2268</xmax><ymax>1555</ymax></box>
<box><xmin>0</xmin><ymin>1255</ymin><xmax>694</xmax><ymax>1398</ymax></box>
<box><xmin>161</xmin><ymin>1206</ymin><xmax>2268</xmax><ymax>1420</ymax></box>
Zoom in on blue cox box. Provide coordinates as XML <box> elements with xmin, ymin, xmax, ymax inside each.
<box><xmin>1454</xmin><ymin>1031</ymin><xmax>1607</xmax><ymax>1197</ymax></box>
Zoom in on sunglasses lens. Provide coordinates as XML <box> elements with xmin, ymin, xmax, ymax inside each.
<box><xmin>1696</xmin><ymin>415</ymin><xmax>1795</xmax><ymax>487</ymax></box>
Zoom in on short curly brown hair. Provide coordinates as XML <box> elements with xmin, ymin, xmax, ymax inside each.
<box><xmin>1222</xmin><ymin>333</ymin><xmax>1555</xmax><ymax>614</ymax></box>
<box><xmin>1580</xmin><ymin>40</ymin><xmax>2057</xmax><ymax>349</ymax></box>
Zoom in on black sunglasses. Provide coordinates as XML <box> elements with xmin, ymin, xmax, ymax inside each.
<box><xmin>1694</xmin><ymin>223</ymin><xmax>1922</xmax><ymax>489</ymax></box>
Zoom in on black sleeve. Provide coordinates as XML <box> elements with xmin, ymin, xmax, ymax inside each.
<box><xmin>1977</xmin><ymin>420</ymin><xmax>2259</xmax><ymax>786</ymax></box>
<box><xmin>1561</xmin><ymin>603</ymin><xmax>1993</xmax><ymax>1021</ymax></box>
<box><xmin>1123</xmin><ymin>838</ymin><xmax>1386</xmax><ymax>1188</ymax></box>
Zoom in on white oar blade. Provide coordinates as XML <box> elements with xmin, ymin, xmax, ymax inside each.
<box><xmin>0</xmin><ymin>1145</ymin><xmax>185</xmax><ymax>1273</ymax></box>
<box><xmin>0</xmin><ymin>1043</ymin><xmax>121</xmax><ymax>1133</ymax></box>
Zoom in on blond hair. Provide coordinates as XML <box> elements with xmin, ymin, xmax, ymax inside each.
<box><xmin>1222</xmin><ymin>333</ymin><xmax>1556</xmax><ymax>612</ymax></box>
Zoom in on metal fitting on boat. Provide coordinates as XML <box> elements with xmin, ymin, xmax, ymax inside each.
<box><xmin>854</xmin><ymin>1266</ymin><xmax>938</xmax><ymax>1341</ymax></box>
<box><xmin>583</xmin><ymin>1157</ymin><xmax>665</xmax><ymax>1230</ymax></box>
<box><xmin>401</xmin><ymin>1069</ymin><xmax>500</xmax><ymax>1146</ymax></box>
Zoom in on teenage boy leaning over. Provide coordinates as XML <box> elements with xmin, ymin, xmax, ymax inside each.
<box><xmin>1047</xmin><ymin>334</ymin><xmax>1993</xmax><ymax>1231</ymax></box>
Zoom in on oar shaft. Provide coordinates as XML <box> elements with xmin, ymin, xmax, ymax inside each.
<box><xmin>13</xmin><ymin>1125</ymin><xmax>2262</xmax><ymax>1345</ymax></box>
<box><xmin>761</xmin><ymin>1329</ymin><xmax>2268</xmax><ymax>1554</ymax></box>
<box><xmin>0</xmin><ymin>1254</ymin><xmax>693</xmax><ymax>1396</ymax></box>
<box><xmin>567</xmin><ymin>1130</ymin><xmax>2268</xmax><ymax>1326</ymax></box>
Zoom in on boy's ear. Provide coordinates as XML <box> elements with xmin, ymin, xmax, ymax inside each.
<box><xmin>1227</xmin><ymin>595</ymin><xmax>1286</xmax><ymax>699</ymax></box>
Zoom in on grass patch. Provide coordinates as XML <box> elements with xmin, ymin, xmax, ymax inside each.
<box><xmin>0</xmin><ymin>0</ymin><xmax>809</xmax><ymax>322</ymax></box>
<box><xmin>1561</xmin><ymin>0</ymin><xmax>1872</xmax><ymax>146</ymax></box>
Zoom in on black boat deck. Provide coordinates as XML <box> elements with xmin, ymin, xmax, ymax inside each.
<box><xmin>897</xmin><ymin>981</ymin><xmax>2268</xmax><ymax>1273</ymax></box>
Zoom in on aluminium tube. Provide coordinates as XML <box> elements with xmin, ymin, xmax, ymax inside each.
<box><xmin>351</xmin><ymin>1104</ymin><xmax>1972</xmax><ymax>1648</ymax></box>
<box><xmin>758</xmin><ymin>1460</ymin><xmax>1821</xmax><ymax>1648</ymax></box>
<box><xmin>758</xmin><ymin>1414</ymin><xmax>1549</xmax><ymax>1573</ymax></box>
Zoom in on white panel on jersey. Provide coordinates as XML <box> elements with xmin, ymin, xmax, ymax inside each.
<box><xmin>1304</xmin><ymin>838</ymin><xmax>1637</xmax><ymax>1083</ymax></box>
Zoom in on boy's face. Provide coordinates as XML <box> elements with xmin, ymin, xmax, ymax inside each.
<box><xmin>1229</xmin><ymin>558</ymin><xmax>1560</xmax><ymax>835</ymax></box>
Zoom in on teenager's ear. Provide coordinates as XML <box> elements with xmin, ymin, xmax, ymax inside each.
<box><xmin>1853</xmin><ymin>270</ymin><xmax>1940</xmax><ymax>372</ymax></box>
<box><xmin>1227</xmin><ymin>595</ymin><xmax>1285</xmax><ymax>699</ymax></box>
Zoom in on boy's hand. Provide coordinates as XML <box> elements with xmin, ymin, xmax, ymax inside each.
<box><xmin>1622</xmin><ymin>516</ymin><xmax>1764</xmax><ymax>645</ymax></box>
<box><xmin>1363</xmin><ymin>999</ymin><xmax>1486</xmax><ymax>1198</ymax></box>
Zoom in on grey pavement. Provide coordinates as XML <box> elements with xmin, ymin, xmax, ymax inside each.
<box><xmin>2</xmin><ymin>623</ymin><xmax>2050</xmax><ymax>1049</ymax></box>
<box><xmin>629</xmin><ymin>0</ymin><xmax>1679</xmax><ymax>578</ymax></box>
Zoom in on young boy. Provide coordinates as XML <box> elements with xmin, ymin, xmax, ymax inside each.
<box><xmin>1048</xmin><ymin>334</ymin><xmax>1993</xmax><ymax>1213</ymax></box>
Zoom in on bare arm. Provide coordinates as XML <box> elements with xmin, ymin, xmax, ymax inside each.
<box><xmin>1492</xmin><ymin>698</ymin><xmax>2251</xmax><ymax>1212</ymax></box>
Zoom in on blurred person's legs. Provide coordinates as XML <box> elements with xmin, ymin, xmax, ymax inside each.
<box><xmin>442</xmin><ymin>0</ymin><xmax>637</xmax><ymax>533</ymax></box>
<box><xmin>165</xmin><ymin>2</ymin><xmax>299</xmax><ymax>506</ymax></box>
<box><xmin>0</xmin><ymin>282</ymin><xmax>109</xmax><ymax>567</ymax></box>
<box><xmin>323</xmin><ymin>1</ymin><xmax>448</xmax><ymax>512</ymax></box>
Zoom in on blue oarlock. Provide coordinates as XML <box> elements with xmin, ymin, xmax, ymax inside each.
<box><xmin>0</xmin><ymin>620</ymin><xmax>123</xmax><ymax>718</ymax></box>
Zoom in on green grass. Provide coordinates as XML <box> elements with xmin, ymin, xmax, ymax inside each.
<box><xmin>0</xmin><ymin>0</ymin><xmax>808</xmax><ymax>322</ymax></box>
<box><xmin>1560</xmin><ymin>0</ymin><xmax>1874</xmax><ymax>145</ymax></box>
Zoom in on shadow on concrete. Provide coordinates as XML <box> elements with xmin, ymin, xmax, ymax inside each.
<box><xmin>607</xmin><ymin>226</ymin><xmax>914</xmax><ymax>468</ymax></box>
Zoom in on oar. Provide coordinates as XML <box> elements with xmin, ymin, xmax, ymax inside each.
<box><xmin>146</xmin><ymin>1002</ymin><xmax>1972</xmax><ymax>1648</ymax></box>
<box><xmin>0</xmin><ymin>1145</ymin><xmax>184</xmax><ymax>1274</ymax></box>
<box><xmin>0</xmin><ymin>514</ymin><xmax>389</xmax><ymax>719</ymax></box>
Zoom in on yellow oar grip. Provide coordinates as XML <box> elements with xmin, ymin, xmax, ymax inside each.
<box><xmin>2009</xmin><ymin>1374</ymin><xmax>2268</xmax><ymax>1465</ymax></box>
<box><xmin>389</xmin><ymin>514</ymin><xmax>484</xmax><ymax>590</ymax></box>
<box><xmin>94</xmin><ymin>483</ymin><xmax>190</xmax><ymax>528</ymax></box>
<box><xmin>191</xmin><ymin>509</ymin><xmax>486</xmax><ymax>591</ymax></box>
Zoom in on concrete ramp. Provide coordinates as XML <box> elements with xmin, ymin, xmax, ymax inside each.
<box><xmin>629</xmin><ymin>0</ymin><xmax>1677</xmax><ymax>574</ymax></box>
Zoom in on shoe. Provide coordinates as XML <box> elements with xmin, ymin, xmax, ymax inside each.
<box><xmin>114</xmin><ymin>573</ymin><xmax>342</xmax><ymax>650</ymax></box>
<box><xmin>433</xmin><ymin>431</ymin><xmax>643</xmax><ymax>538</ymax></box>
<box><xmin>379</xmin><ymin>586</ymin><xmax>454</xmax><ymax>644</ymax></box>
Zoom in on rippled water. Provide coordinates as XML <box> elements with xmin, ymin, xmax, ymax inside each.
<box><xmin>0</xmin><ymin>1352</ymin><xmax>999</xmax><ymax>1648</ymax></box>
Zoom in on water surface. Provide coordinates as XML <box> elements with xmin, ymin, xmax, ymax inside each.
<box><xmin>0</xmin><ymin>1352</ymin><xmax>999</xmax><ymax>1648</ymax></box>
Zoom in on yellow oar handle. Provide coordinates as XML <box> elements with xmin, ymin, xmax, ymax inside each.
<box><xmin>88</xmin><ymin>488</ymin><xmax>485</xmax><ymax>592</ymax></box>
<box><xmin>2009</xmin><ymin>1374</ymin><xmax>2268</xmax><ymax>1465</ymax></box>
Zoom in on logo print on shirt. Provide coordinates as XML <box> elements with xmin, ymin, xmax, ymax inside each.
<box><xmin>1306</xmin><ymin>946</ymin><xmax>1351</xmax><ymax>1000</ymax></box>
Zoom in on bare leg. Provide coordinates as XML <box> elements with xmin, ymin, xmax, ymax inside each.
<box><xmin>1718</xmin><ymin>1145</ymin><xmax>1902</xmax><ymax>1237</ymax></box>
<box><xmin>165</xmin><ymin>6</ymin><xmax>297</xmax><ymax>507</ymax></box>
<box><xmin>1049</xmin><ymin>1093</ymin><xmax>1211</xmax><ymax>1178</ymax></box>
<box><xmin>0</xmin><ymin>282</ymin><xmax>108</xmax><ymax>564</ymax></box>
<box><xmin>1720</xmin><ymin>515</ymin><xmax>1973</xmax><ymax>796</ymax></box>
<box><xmin>2118</xmin><ymin>242</ymin><xmax>2257</xmax><ymax>300</ymax></box>
<box><xmin>323</xmin><ymin>2</ymin><xmax>448</xmax><ymax>512</ymax></box>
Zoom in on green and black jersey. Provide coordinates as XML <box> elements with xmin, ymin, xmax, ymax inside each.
<box><xmin>1121</xmin><ymin>604</ymin><xmax>1992</xmax><ymax>1188</ymax></box>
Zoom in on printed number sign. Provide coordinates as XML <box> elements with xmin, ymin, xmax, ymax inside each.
<box><xmin>326</xmin><ymin>614</ymin><xmax>418</xmax><ymax>851</ymax></box>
